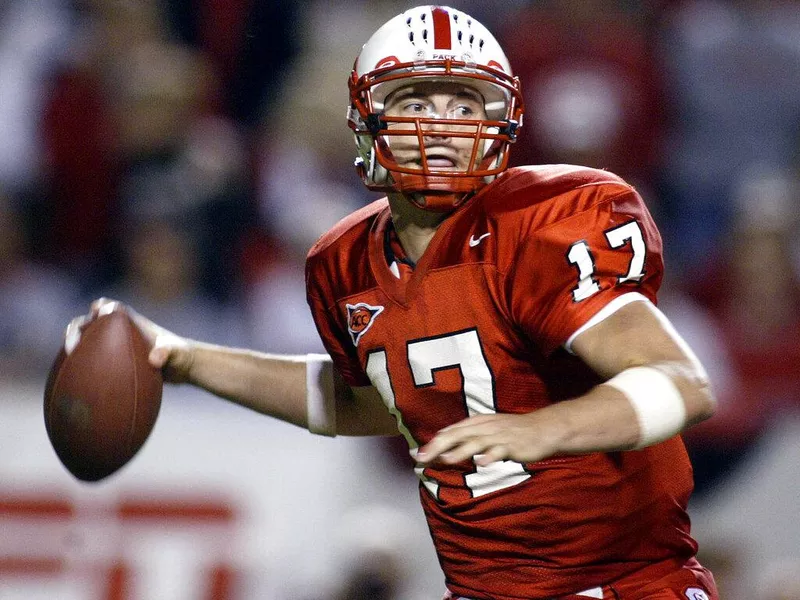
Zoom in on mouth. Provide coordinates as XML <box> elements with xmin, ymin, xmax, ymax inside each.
<box><xmin>420</xmin><ymin>150</ymin><xmax>458</xmax><ymax>169</ymax></box>
<box><xmin>425</xmin><ymin>158</ymin><xmax>457</xmax><ymax>169</ymax></box>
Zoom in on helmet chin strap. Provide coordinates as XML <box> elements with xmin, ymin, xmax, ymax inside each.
<box><xmin>387</xmin><ymin>171</ymin><xmax>478</xmax><ymax>213</ymax></box>
<box><xmin>389</xmin><ymin>169</ymin><xmax>484</xmax><ymax>212</ymax></box>
<box><xmin>406</xmin><ymin>191</ymin><xmax>470</xmax><ymax>212</ymax></box>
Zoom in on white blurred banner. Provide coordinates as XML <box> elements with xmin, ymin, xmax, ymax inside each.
<box><xmin>4</xmin><ymin>382</ymin><xmax>800</xmax><ymax>599</ymax></box>
<box><xmin>0</xmin><ymin>384</ymin><xmax>442</xmax><ymax>600</ymax></box>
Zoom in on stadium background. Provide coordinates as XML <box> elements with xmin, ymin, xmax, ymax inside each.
<box><xmin>1</xmin><ymin>1</ymin><xmax>799</xmax><ymax>598</ymax></box>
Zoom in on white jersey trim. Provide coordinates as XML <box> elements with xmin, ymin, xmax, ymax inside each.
<box><xmin>564</xmin><ymin>292</ymin><xmax>651</xmax><ymax>354</ymax></box>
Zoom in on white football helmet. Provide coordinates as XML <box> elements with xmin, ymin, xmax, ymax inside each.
<box><xmin>348</xmin><ymin>5</ymin><xmax>524</xmax><ymax>212</ymax></box>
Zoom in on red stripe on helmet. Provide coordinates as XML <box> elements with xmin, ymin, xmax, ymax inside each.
<box><xmin>431</xmin><ymin>7</ymin><xmax>452</xmax><ymax>49</ymax></box>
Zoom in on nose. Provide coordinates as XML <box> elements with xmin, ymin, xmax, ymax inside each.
<box><xmin>421</xmin><ymin>119</ymin><xmax>453</xmax><ymax>140</ymax></box>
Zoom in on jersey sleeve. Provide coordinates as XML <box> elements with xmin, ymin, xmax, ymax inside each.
<box><xmin>505</xmin><ymin>189</ymin><xmax>664</xmax><ymax>356</ymax></box>
<box><xmin>305</xmin><ymin>266</ymin><xmax>372</xmax><ymax>388</ymax></box>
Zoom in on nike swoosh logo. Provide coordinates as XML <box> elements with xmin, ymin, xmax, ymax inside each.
<box><xmin>469</xmin><ymin>232</ymin><xmax>491</xmax><ymax>247</ymax></box>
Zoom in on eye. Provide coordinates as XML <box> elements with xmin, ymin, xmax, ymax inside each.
<box><xmin>450</xmin><ymin>104</ymin><xmax>475</xmax><ymax>118</ymax></box>
<box><xmin>400</xmin><ymin>101</ymin><xmax>432</xmax><ymax>116</ymax></box>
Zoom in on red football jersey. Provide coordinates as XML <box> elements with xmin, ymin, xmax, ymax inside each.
<box><xmin>306</xmin><ymin>165</ymin><xmax>697</xmax><ymax>599</ymax></box>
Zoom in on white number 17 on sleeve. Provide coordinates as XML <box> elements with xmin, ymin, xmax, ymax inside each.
<box><xmin>567</xmin><ymin>220</ymin><xmax>646</xmax><ymax>302</ymax></box>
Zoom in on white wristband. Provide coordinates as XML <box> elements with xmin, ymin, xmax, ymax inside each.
<box><xmin>306</xmin><ymin>354</ymin><xmax>336</xmax><ymax>437</ymax></box>
<box><xmin>604</xmin><ymin>366</ymin><xmax>687</xmax><ymax>449</ymax></box>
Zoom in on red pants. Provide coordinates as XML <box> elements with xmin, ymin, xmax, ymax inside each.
<box><xmin>442</xmin><ymin>557</ymin><xmax>718</xmax><ymax>600</ymax></box>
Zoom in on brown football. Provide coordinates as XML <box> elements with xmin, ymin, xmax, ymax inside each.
<box><xmin>43</xmin><ymin>309</ymin><xmax>163</xmax><ymax>481</ymax></box>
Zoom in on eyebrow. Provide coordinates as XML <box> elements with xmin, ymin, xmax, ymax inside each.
<box><xmin>386</xmin><ymin>90</ymin><xmax>421</xmax><ymax>105</ymax></box>
<box><xmin>386</xmin><ymin>88</ymin><xmax>483</xmax><ymax>106</ymax></box>
<box><xmin>454</xmin><ymin>89</ymin><xmax>482</xmax><ymax>102</ymax></box>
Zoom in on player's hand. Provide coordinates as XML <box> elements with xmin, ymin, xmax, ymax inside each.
<box><xmin>415</xmin><ymin>412</ymin><xmax>564</xmax><ymax>467</ymax></box>
<box><xmin>67</xmin><ymin>298</ymin><xmax>196</xmax><ymax>384</ymax></box>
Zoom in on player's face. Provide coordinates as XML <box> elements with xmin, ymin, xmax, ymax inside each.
<box><xmin>382</xmin><ymin>81</ymin><xmax>488</xmax><ymax>172</ymax></box>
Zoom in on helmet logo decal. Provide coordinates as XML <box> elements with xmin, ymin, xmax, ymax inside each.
<box><xmin>375</xmin><ymin>55</ymin><xmax>400</xmax><ymax>70</ymax></box>
<box><xmin>488</xmin><ymin>60</ymin><xmax>504</xmax><ymax>72</ymax></box>
<box><xmin>346</xmin><ymin>302</ymin><xmax>385</xmax><ymax>346</ymax></box>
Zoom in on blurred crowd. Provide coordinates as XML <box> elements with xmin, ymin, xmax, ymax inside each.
<box><xmin>1</xmin><ymin>0</ymin><xmax>800</xmax><ymax>598</ymax></box>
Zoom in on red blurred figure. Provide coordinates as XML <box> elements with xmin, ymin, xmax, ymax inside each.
<box><xmin>497</xmin><ymin>0</ymin><xmax>668</xmax><ymax>189</ymax></box>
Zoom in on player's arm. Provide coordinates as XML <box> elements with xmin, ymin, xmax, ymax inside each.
<box><xmin>417</xmin><ymin>298</ymin><xmax>716</xmax><ymax>466</ymax></box>
<box><xmin>173</xmin><ymin>342</ymin><xmax>396</xmax><ymax>436</ymax></box>
<box><xmin>79</xmin><ymin>300</ymin><xmax>397</xmax><ymax>437</ymax></box>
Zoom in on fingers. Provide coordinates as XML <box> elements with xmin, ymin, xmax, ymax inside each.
<box><xmin>417</xmin><ymin>414</ymin><xmax>498</xmax><ymax>462</ymax></box>
<box><xmin>417</xmin><ymin>418</ymin><xmax>501</xmax><ymax>464</ymax></box>
<box><xmin>63</xmin><ymin>298</ymin><xmax>122</xmax><ymax>353</ymax></box>
<box><xmin>418</xmin><ymin>432</ymin><xmax>508</xmax><ymax>466</ymax></box>
<box><xmin>474</xmin><ymin>445</ymin><xmax>510</xmax><ymax>467</ymax></box>
<box><xmin>446</xmin><ymin>439</ymin><xmax>507</xmax><ymax>466</ymax></box>
<box><xmin>116</xmin><ymin>302</ymin><xmax>178</xmax><ymax>351</ymax></box>
<box><xmin>148</xmin><ymin>344</ymin><xmax>171</xmax><ymax>369</ymax></box>
<box><xmin>85</xmin><ymin>298</ymin><xmax>158</xmax><ymax>347</ymax></box>
<box><xmin>90</xmin><ymin>297</ymin><xmax>123</xmax><ymax>318</ymax></box>
<box><xmin>416</xmin><ymin>413</ymin><xmax>547</xmax><ymax>467</ymax></box>
<box><xmin>64</xmin><ymin>315</ymin><xmax>89</xmax><ymax>354</ymax></box>
<box><xmin>151</xmin><ymin>331</ymin><xmax>196</xmax><ymax>383</ymax></box>
<box><xmin>70</xmin><ymin>298</ymin><xmax>193</xmax><ymax>382</ymax></box>
<box><xmin>90</xmin><ymin>298</ymin><xmax>154</xmax><ymax>330</ymax></box>
<box><xmin>127</xmin><ymin>310</ymin><xmax>162</xmax><ymax>346</ymax></box>
<box><xmin>149</xmin><ymin>332</ymin><xmax>189</xmax><ymax>367</ymax></box>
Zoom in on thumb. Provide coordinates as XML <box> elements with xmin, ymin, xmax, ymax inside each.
<box><xmin>149</xmin><ymin>331</ymin><xmax>194</xmax><ymax>382</ymax></box>
<box><xmin>149</xmin><ymin>344</ymin><xmax>172</xmax><ymax>369</ymax></box>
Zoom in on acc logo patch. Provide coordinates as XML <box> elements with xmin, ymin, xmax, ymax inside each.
<box><xmin>346</xmin><ymin>302</ymin><xmax>384</xmax><ymax>347</ymax></box>
<box><xmin>684</xmin><ymin>588</ymin><xmax>710</xmax><ymax>600</ymax></box>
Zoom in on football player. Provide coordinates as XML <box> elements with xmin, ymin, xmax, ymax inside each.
<box><xmin>80</xmin><ymin>6</ymin><xmax>719</xmax><ymax>599</ymax></box>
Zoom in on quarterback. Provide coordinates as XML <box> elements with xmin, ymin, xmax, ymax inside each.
<box><xmin>78</xmin><ymin>6</ymin><xmax>718</xmax><ymax>600</ymax></box>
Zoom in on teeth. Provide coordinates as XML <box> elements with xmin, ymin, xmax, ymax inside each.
<box><xmin>426</xmin><ymin>157</ymin><xmax>455</xmax><ymax>167</ymax></box>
